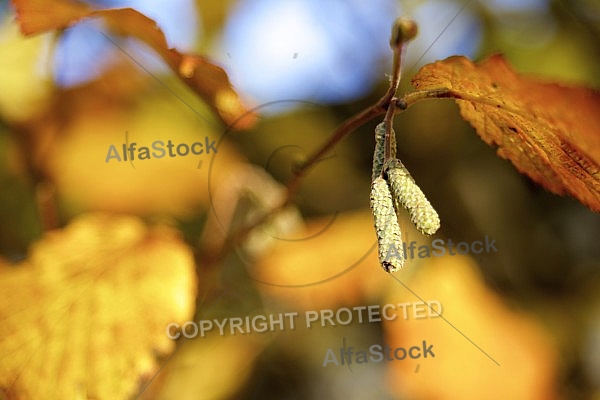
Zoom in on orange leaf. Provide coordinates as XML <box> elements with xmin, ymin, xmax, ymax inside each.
<box><xmin>10</xmin><ymin>0</ymin><xmax>255</xmax><ymax>129</ymax></box>
<box><xmin>384</xmin><ymin>255</ymin><xmax>560</xmax><ymax>400</ymax></box>
<box><xmin>11</xmin><ymin>0</ymin><xmax>92</xmax><ymax>34</ymax></box>
<box><xmin>412</xmin><ymin>54</ymin><xmax>600</xmax><ymax>212</ymax></box>
<box><xmin>0</xmin><ymin>213</ymin><xmax>197</xmax><ymax>400</ymax></box>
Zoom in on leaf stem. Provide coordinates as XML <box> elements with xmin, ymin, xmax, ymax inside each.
<box><xmin>399</xmin><ymin>88</ymin><xmax>457</xmax><ymax>108</ymax></box>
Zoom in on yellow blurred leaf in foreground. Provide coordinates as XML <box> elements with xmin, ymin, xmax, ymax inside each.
<box><xmin>0</xmin><ymin>213</ymin><xmax>197</xmax><ymax>400</ymax></box>
<box><xmin>384</xmin><ymin>254</ymin><xmax>560</xmax><ymax>400</ymax></box>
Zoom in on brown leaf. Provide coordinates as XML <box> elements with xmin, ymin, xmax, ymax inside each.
<box><xmin>0</xmin><ymin>213</ymin><xmax>197</xmax><ymax>400</ymax></box>
<box><xmin>412</xmin><ymin>54</ymin><xmax>600</xmax><ymax>212</ymax></box>
<box><xmin>11</xmin><ymin>0</ymin><xmax>92</xmax><ymax>34</ymax></box>
<box><xmin>10</xmin><ymin>0</ymin><xmax>255</xmax><ymax>129</ymax></box>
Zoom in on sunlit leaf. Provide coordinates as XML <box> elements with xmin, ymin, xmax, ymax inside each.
<box><xmin>0</xmin><ymin>213</ymin><xmax>197</xmax><ymax>400</ymax></box>
<box><xmin>412</xmin><ymin>54</ymin><xmax>600</xmax><ymax>212</ymax></box>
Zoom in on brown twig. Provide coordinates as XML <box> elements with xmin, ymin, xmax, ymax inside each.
<box><xmin>223</xmin><ymin>102</ymin><xmax>387</xmax><ymax>254</ymax></box>
<box><xmin>203</xmin><ymin>18</ymin><xmax>430</xmax><ymax>268</ymax></box>
<box><xmin>384</xmin><ymin>102</ymin><xmax>397</xmax><ymax>162</ymax></box>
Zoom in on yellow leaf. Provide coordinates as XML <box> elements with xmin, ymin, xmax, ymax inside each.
<box><xmin>0</xmin><ymin>213</ymin><xmax>197</xmax><ymax>400</ymax></box>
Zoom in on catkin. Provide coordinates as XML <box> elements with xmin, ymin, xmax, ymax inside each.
<box><xmin>372</xmin><ymin>122</ymin><xmax>397</xmax><ymax>181</ymax></box>
<box><xmin>370</xmin><ymin>176</ymin><xmax>404</xmax><ymax>272</ymax></box>
<box><xmin>384</xmin><ymin>158</ymin><xmax>440</xmax><ymax>236</ymax></box>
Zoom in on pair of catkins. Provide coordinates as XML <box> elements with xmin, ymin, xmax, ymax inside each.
<box><xmin>370</xmin><ymin>122</ymin><xmax>440</xmax><ymax>272</ymax></box>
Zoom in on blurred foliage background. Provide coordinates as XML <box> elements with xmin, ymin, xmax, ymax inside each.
<box><xmin>1</xmin><ymin>0</ymin><xmax>600</xmax><ymax>399</ymax></box>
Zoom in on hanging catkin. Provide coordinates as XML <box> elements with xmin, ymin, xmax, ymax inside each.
<box><xmin>370</xmin><ymin>176</ymin><xmax>404</xmax><ymax>272</ymax></box>
<box><xmin>384</xmin><ymin>158</ymin><xmax>440</xmax><ymax>236</ymax></box>
<box><xmin>372</xmin><ymin>122</ymin><xmax>396</xmax><ymax>181</ymax></box>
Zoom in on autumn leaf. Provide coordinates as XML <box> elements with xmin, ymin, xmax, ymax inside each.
<box><xmin>411</xmin><ymin>54</ymin><xmax>600</xmax><ymax>212</ymax></box>
<box><xmin>10</xmin><ymin>0</ymin><xmax>91</xmax><ymax>33</ymax></box>
<box><xmin>0</xmin><ymin>213</ymin><xmax>197</xmax><ymax>400</ymax></box>
<box><xmin>10</xmin><ymin>0</ymin><xmax>255</xmax><ymax>129</ymax></box>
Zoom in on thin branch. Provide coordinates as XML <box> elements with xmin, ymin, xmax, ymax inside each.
<box><xmin>218</xmin><ymin>96</ymin><xmax>406</xmax><ymax>264</ymax></box>
<box><xmin>201</xmin><ymin>18</ymin><xmax>422</xmax><ymax>268</ymax></box>
<box><xmin>383</xmin><ymin>101</ymin><xmax>396</xmax><ymax>161</ymax></box>
<box><xmin>289</xmin><ymin>103</ymin><xmax>386</xmax><ymax>197</ymax></box>
<box><xmin>382</xmin><ymin>43</ymin><xmax>404</xmax><ymax>102</ymax></box>
<box><xmin>225</xmin><ymin>102</ymin><xmax>388</xmax><ymax>249</ymax></box>
<box><xmin>382</xmin><ymin>17</ymin><xmax>413</xmax><ymax>105</ymax></box>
